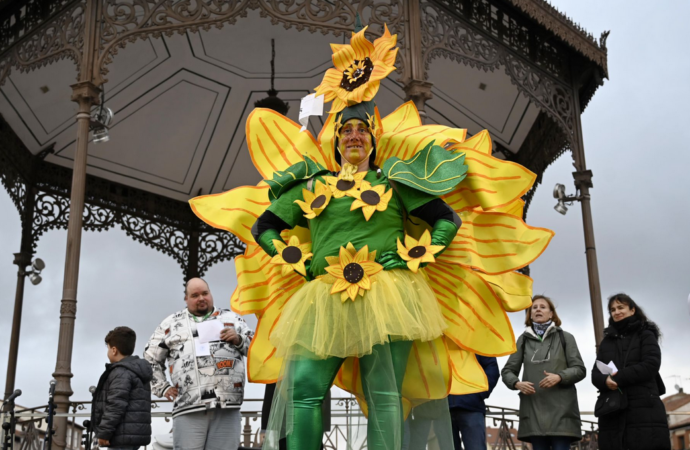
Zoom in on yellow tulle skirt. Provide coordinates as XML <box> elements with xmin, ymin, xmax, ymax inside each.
<box><xmin>269</xmin><ymin>269</ymin><xmax>446</xmax><ymax>359</ymax></box>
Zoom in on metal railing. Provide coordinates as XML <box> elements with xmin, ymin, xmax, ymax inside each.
<box><xmin>5</xmin><ymin>397</ymin><xmax>688</xmax><ymax>450</ymax></box>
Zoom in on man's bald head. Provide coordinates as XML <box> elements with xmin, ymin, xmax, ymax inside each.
<box><xmin>184</xmin><ymin>277</ymin><xmax>214</xmax><ymax>316</ymax></box>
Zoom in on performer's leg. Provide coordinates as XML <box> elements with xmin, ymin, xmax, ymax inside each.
<box><xmin>287</xmin><ymin>355</ymin><xmax>344</xmax><ymax>450</ymax></box>
<box><xmin>359</xmin><ymin>340</ymin><xmax>413</xmax><ymax>450</ymax></box>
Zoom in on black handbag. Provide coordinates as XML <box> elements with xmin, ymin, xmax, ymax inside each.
<box><xmin>594</xmin><ymin>335</ymin><xmax>636</xmax><ymax>418</ymax></box>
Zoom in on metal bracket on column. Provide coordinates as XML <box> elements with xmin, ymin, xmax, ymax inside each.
<box><xmin>573</xmin><ymin>169</ymin><xmax>593</xmax><ymax>189</ymax></box>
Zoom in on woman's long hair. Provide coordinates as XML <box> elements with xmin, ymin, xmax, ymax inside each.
<box><xmin>607</xmin><ymin>293</ymin><xmax>661</xmax><ymax>341</ymax></box>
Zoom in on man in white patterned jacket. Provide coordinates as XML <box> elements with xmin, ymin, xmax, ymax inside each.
<box><xmin>144</xmin><ymin>277</ymin><xmax>254</xmax><ymax>450</ymax></box>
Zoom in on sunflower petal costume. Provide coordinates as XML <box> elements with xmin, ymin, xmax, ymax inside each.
<box><xmin>190</xmin><ymin>24</ymin><xmax>554</xmax><ymax>450</ymax></box>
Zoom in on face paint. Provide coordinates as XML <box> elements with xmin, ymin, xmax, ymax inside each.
<box><xmin>338</xmin><ymin>118</ymin><xmax>373</xmax><ymax>166</ymax></box>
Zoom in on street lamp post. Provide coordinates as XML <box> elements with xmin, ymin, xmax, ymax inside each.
<box><xmin>3</xmin><ymin>254</ymin><xmax>45</xmax><ymax>406</ymax></box>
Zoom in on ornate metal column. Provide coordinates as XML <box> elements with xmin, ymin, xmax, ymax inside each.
<box><xmin>570</xmin><ymin>81</ymin><xmax>604</xmax><ymax>348</ymax></box>
<box><xmin>3</xmin><ymin>164</ymin><xmax>36</xmax><ymax>405</ymax></box>
<box><xmin>402</xmin><ymin>0</ymin><xmax>433</xmax><ymax>123</ymax></box>
<box><xmin>51</xmin><ymin>0</ymin><xmax>101</xmax><ymax>447</ymax></box>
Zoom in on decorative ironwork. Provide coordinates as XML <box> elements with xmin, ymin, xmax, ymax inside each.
<box><xmin>0</xmin><ymin>116</ymin><xmax>244</xmax><ymax>277</ymax></box>
<box><xmin>421</xmin><ymin>1</ymin><xmax>576</xmax><ymax>138</ymax></box>
<box><xmin>0</xmin><ymin>0</ymin><xmax>79</xmax><ymax>53</ymax></box>
<box><xmin>427</xmin><ymin>0</ymin><xmax>570</xmax><ymax>81</ymax></box>
<box><xmin>96</xmin><ymin>0</ymin><xmax>404</xmax><ymax>85</ymax></box>
<box><xmin>430</xmin><ymin>0</ymin><xmax>607</xmax><ymax>75</ymax></box>
<box><xmin>0</xmin><ymin>1</ymin><xmax>85</xmax><ymax>87</ymax></box>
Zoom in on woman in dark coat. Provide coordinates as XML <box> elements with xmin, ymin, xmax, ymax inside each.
<box><xmin>592</xmin><ymin>293</ymin><xmax>670</xmax><ymax>450</ymax></box>
<box><xmin>501</xmin><ymin>295</ymin><xmax>586</xmax><ymax>450</ymax></box>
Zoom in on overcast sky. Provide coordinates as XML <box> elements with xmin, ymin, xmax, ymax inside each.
<box><xmin>1</xmin><ymin>0</ymin><xmax>689</xmax><ymax>440</ymax></box>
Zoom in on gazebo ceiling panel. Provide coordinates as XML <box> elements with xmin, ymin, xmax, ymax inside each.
<box><xmin>2</xmin><ymin>58</ymin><xmax>78</xmax><ymax>148</ymax></box>
<box><xmin>425</xmin><ymin>57</ymin><xmax>540</xmax><ymax>153</ymax></box>
<box><xmin>55</xmin><ymin>73</ymin><xmax>226</xmax><ymax>193</ymax></box>
<box><xmin>0</xmin><ymin>10</ymin><xmax>540</xmax><ymax>203</ymax></box>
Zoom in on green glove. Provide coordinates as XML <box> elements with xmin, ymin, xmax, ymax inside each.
<box><xmin>378</xmin><ymin>251</ymin><xmax>409</xmax><ymax>271</ymax></box>
<box><xmin>256</xmin><ymin>229</ymin><xmax>283</xmax><ymax>258</ymax></box>
<box><xmin>429</xmin><ymin>218</ymin><xmax>459</xmax><ymax>258</ymax></box>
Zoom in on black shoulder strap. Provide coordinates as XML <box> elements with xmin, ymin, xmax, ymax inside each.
<box><xmin>558</xmin><ymin>329</ymin><xmax>567</xmax><ymax>353</ymax></box>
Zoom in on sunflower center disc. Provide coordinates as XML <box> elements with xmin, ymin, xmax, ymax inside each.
<box><xmin>340</xmin><ymin>57</ymin><xmax>374</xmax><ymax>91</ymax></box>
<box><xmin>282</xmin><ymin>246</ymin><xmax>302</xmax><ymax>264</ymax></box>
<box><xmin>336</xmin><ymin>179</ymin><xmax>356</xmax><ymax>191</ymax></box>
<box><xmin>409</xmin><ymin>246</ymin><xmax>427</xmax><ymax>258</ymax></box>
<box><xmin>361</xmin><ymin>190</ymin><xmax>380</xmax><ymax>206</ymax></box>
<box><xmin>311</xmin><ymin>195</ymin><xmax>327</xmax><ymax>209</ymax></box>
<box><xmin>343</xmin><ymin>262</ymin><xmax>364</xmax><ymax>283</ymax></box>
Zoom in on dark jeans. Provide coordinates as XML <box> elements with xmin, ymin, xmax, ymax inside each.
<box><xmin>449</xmin><ymin>409</ymin><xmax>486</xmax><ymax>450</ymax></box>
<box><xmin>530</xmin><ymin>436</ymin><xmax>573</xmax><ymax>450</ymax></box>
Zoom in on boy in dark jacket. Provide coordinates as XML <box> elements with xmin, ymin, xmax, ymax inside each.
<box><xmin>447</xmin><ymin>355</ymin><xmax>499</xmax><ymax>450</ymax></box>
<box><xmin>91</xmin><ymin>327</ymin><xmax>153</xmax><ymax>449</ymax></box>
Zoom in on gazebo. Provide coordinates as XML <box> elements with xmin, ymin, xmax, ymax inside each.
<box><xmin>0</xmin><ymin>1</ymin><xmax>608</xmax><ymax>448</ymax></box>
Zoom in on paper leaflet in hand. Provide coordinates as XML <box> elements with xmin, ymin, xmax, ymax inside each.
<box><xmin>299</xmin><ymin>93</ymin><xmax>324</xmax><ymax>132</ymax></box>
<box><xmin>596</xmin><ymin>360</ymin><xmax>618</xmax><ymax>375</ymax></box>
<box><xmin>196</xmin><ymin>320</ymin><xmax>224</xmax><ymax>343</ymax></box>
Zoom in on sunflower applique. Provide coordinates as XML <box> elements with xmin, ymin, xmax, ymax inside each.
<box><xmin>322</xmin><ymin>243</ymin><xmax>383</xmax><ymax>302</ymax></box>
<box><xmin>324</xmin><ymin>172</ymin><xmax>367</xmax><ymax>198</ymax></box>
<box><xmin>350</xmin><ymin>180</ymin><xmax>393</xmax><ymax>221</ymax></box>
<box><xmin>294</xmin><ymin>180</ymin><xmax>332</xmax><ymax>219</ymax></box>
<box><xmin>396</xmin><ymin>230</ymin><xmax>445</xmax><ymax>273</ymax></box>
<box><xmin>270</xmin><ymin>236</ymin><xmax>313</xmax><ymax>276</ymax></box>
<box><xmin>314</xmin><ymin>25</ymin><xmax>398</xmax><ymax>114</ymax></box>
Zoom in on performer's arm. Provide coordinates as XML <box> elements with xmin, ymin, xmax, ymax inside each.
<box><xmin>252</xmin><ymin>210</ymin><xmax>290</xmax><ymax>257</ymax></box>
<box><xmin>410</xmin><ymin>199</ymin><xmax>461</xmax><ymax>256</ymax></box>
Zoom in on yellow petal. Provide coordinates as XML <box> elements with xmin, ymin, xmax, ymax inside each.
<box><xmin>345</xmin><ymin>243</ymin><xmax>357</xmax><ymax>255</ymax></box>
<box><xmin>362</xmin><ymin>205</ymin><xmax>376</xmax><ymax>221</ymax></box>
<box><xmin>341</xmin><ymin>291</ymin><xmax>349</xmax><ymax>303</ymax></box>
<box><xmin>332</xmin><ymin>278</ymin><xmax>350</xmax><ymax>294</ymax></box>
<box><xmin>281</xmin><ymin>264</ymin><xmax>294</xmax><ymax>276</ymax></box>
<box><xmin>349</xmin><ymin>26</ymin><xmax>375</xmax><ymax>60</ymax></box>
<box><xmin>339</xmin><ymin>245</ymin><xmax>354</xmax><ymax>265</ymax></box>
<box><xmin>189</xmin><ymin>185</ymin><xmax>270</xmax><ymax>245</ymax></box>
<box><xmin>418</xmin><ymin>229</ymin><xmax>432</xmax><ymax>247</ymax></box>
<box><xmin>426</xmin><ymin>263</ymin><xmax>515</xmax><ymax>356</ymax></box>
<box><xmin>427</xmin><ymin>244</ymin><xmax>445</xmax><ymax>256</ymax></box>
<box><xmin>404</xmin><ymin>234</ymin><xmax>418</xmax><ymax>248</ymax></box>
<box><xmin>287</xmin><ymin>235</ymin><xmax>300</xmax><ymax>247</ymax></box>
<box><xmin>270</xmin><ymin>254</ymin><xmax>286</xmax><ymax>265</ymax></box>
<box><xmin>332</xmin><ymin>44</ymin><xmax>356</xmax><ymax>71</ymax></box>
<box><xmin>420</xmin><ymin>252</ymin><xmax>436</xmax><ymax>263</ymax></box>
<box><xmin>301</xmin><ymin>188</ymin><xmax>315</xmax><ymax>203</ymax></box>
<box><xmin>347</xmin><ymin>283</ymin><xmax>360</xmax><ymax>301</ymax></box>
<box><xmin>357</xmin><ymin>273</ymin><xmax>372</xmax><ymax>290</ymax></box>
<box><xmin>246</xmin><ymin>108</ymin><xmax>324</xmax><ymax>179</ymax></box>
<box><xmin>358</xmin><ymin>261</ymin><xmax>383</xmax><ymax>276</ymax></box>
<box><xmin>325</xmin><ymin>265</ymin><xmax>344</xmax><ymax>279</ymax></box>
<box><xmin>297</xmin><ymin>242</ymin><xmax>312</xmax><ymax>254</ymax></box>
<box><xmin>438</xmin><ymin>210</ymin><xmax>555</xmax><ymax>275</ymax></box>
<box><xmin>273</xmin><ymin>240</ymin><xmax>287</xmax><ymax>253</ymax></box>
<box><xmin>376</xmin><ymin>124</ymin><xmax>467</xmax><ymax>167</ymax></box>
<box><xmin>292</xmin><ymin>261</ymin><xmax>307</xmax><ymax>276</ymax></box>
<box><xmin>397</xmin><ymin>238</ymin><xmax>411</xmax><ymax>260</ymax></box>
<box><xmin>446</xmin><ymin>339</ymin><xmax>489</xmax><ymax>395</ymax></box>
<box><xmin>325</xmin><ymin>255</ymin><xmax>340</xmax><ymax>266</ymax></box>
<box><xmin>381</xmin><ymin>101</ymin><xmax>422</xmax><ymax>136</ymax></box>
<box><xmin>441</xmin><ymin>137</ymin><xmax>536</xmax><ymax>213</ymax></box>
<box><xmin>350</xmin><ymin>199</ymin><xmax>367</xmax><ymax>211</ymax></box>
<box><xmin>482</xmin><ymin>271</ymin><xmax>534</xmax><ymax>312</ymax></box>
<box><xmin>407</xmin><ymin>258</ymin><xmax>421</xmax><ymax>273</ymax></box>
<box><xmin>402</xmin><ymin>338</ymin><xmax>452</xmax><ymax>406</ymax></box>
<box><xmin>354</xmin><ymin>245</ymin><xmax>369</xmax><ymax>263</ymax></box>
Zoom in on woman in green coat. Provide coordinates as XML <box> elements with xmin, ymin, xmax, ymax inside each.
<box><xmin>501</xmin><ymin>295</ymin><xmax>587</xmax><ymax>450</ymax></box>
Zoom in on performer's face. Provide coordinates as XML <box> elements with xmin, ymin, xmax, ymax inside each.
<box><xmin>339</xmin><ymin>119</ymin><xmax>373</xmax><ymax>166</ymax></box>
<box><xmin>185</xmin><ymin>278</ymin><xmax>214</xmax><ymax>316</ymax></box>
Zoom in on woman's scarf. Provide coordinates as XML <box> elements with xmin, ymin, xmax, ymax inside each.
<box><xmin>532</xmin><ymin>320</ymin><xmax>553</xmax><ymax>337</ymax></box>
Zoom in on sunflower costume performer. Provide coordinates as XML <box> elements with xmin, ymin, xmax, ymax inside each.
<box><xmin>190</xmin><ymin>23</ymin><xmax>554</xmax><ymax>450</ymax></box>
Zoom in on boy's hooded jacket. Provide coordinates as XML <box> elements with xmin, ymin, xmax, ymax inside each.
<box><xmin>91</xmin><ymin>355</ymin><xmax>153</xmax><ymax>447</ymax></box>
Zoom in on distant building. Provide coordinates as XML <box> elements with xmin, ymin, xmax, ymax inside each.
<box><xmin>486</xmin><ymin>426</ymin><xmax>530</xmax><ymax>449</ymax></box>
<box><xmin>663</xmin><ymin>389</ymin><xmax>690</xmax><ymax>450</ymax></box>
